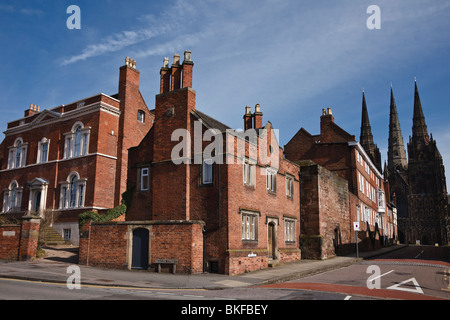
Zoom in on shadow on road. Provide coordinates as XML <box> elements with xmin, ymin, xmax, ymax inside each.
<box><xmin>41</xmin><ymin>245</ymin><xmax>79</xmax><ymax>264</ymax></box>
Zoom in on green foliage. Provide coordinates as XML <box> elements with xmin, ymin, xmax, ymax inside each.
<box><xmin>78</xmin><ymin>203</ymin><xmax>127</xmax><ymax>229</ymax></box>
<box><xmin>78</xmin><ymin>186</ymin><xmax>134</xmax><ymax>229</ymax></box>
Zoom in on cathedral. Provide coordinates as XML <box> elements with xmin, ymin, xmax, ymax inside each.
<box><xmin>361</xmin><ymin>80</ymin><xmax>449</xmax><ymax>245</ymax></box>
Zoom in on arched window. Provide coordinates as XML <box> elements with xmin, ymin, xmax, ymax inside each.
<box><xmin>59</xmin><ymin>172</ymin><xmax>86</xmax><ymax>209</ymax></box>
<box><xmin>69</xmin><ymin>175</ymin><xmax>78</xmax><ymax>208</ymax></box>
<box><xmin>137</xmin><ymin>110</ymin><xmax>145</xmax><ymax>123</ymax></box>
<box><xmin>73</xmin><ymin>126</ymin><xmax>82</xmax><ymax>157</ymax></box>
<box><xmin>64</xmin><ymin>122</ymin><xmax>90</xmax><ymax>159</ymax></box>
<box><xmin>15</xmin><ymin>141</ymin><xmax>22</xmax><ymax>168</ymax></box>
<box><xmin>7</xmin><ymin>138</ymin><xmax>27</xmax><ymax>169</ymax></box>
<box><xmin>37</xmin><ymin>137</ymin><xmax>50</xmax><ymax>164</ymax></box>
<box><xmin>2</xmin><ymin>181</ymin><xmax>23</xmax><ymax>213</ymax></box>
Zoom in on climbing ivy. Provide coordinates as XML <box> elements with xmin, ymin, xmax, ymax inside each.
<box><xmin>78</xmin><ymin>187</ymin><xmax>134</xmax><ymax>229</ymax></box>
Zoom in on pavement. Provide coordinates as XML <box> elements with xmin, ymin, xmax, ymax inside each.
<box><xmin>0</xmin><ymin>244</ymin><xmax>407</xmax><ymax>290</ymax></box>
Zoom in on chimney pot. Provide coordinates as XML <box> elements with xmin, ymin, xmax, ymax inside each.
<box><xmin>322</xmin><ymin>108</ymin><xmax>326</xmax><ymax>116</ymax></box>
<box><xmin>245</xmin><ymin>106</ymin><xmax>251</xmax><ymax>115</ymax></box>
<box><xmin>255</xmin><ymin>103</ymin><xmax>261</xmax><ymax>113</ymax></box>
<box><xmin>327</xmin><ymin>108</ymin><xmax>332</xmax><ymax>115</ymax></box>
<box><xmin>163</xmin><ymin>57</ymin><xmax>169</xmax><ymax>68</ymax></box>
<box><xmin>183</xmin><ymin>50</ymin><xmax>192</xmax><ymax>62</ymax></box>
<box><xmin>173</xmin><ymin>53</ymin><xmax>180</xmax><ymax>66</ymax></box>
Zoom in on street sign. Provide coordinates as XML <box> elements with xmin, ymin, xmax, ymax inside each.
<box><xmin>353</xmin><ymin>222</ymin><xmax>360</xmax><ymax>231</ymax></box>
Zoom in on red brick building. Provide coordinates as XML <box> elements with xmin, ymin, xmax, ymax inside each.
<box><xmin>123</xmin><ymin>52</ymin><xmax>301</xmax><ymax>274</ymax></box>
<box><xmin>0</xmin><ymin>57</ymin><xmax>154</xmax><ymax>244</ymax></box>
<box><xmin>285</xmin><ymin>107</ymin><xmax>396</xmax><ymax>256</ymax></box>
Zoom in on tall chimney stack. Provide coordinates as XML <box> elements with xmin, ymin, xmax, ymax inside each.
<box><xmin>181</xmin><ymin>50</ymin><xmax>194</xmax><ymax>88</ymax></box>
<box><xmin>170</xmin><ymin>53</ymin><xmax>182</xmax><ymax>91</ymax></box>
<box><xmin>160</xmin><ymin>57</ymin><xmax>170</xmax><ymax>93</ymax></box>
<box><xmin>253</xmin><ymin>103</ymin><xmax>263</xmax><ymax>129</ymax></box>
<box><xmin>243</xmin><ymin>105</ymin><xmax>252</xmax><ymax>130</ymax></box>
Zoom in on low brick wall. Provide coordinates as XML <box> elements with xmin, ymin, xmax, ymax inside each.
<box><xmin>79</xmin><ymin>220</ymin><xmax>205</xmax><ymax>274</ymax></box>
<box><xmin>0</xmin><ymin>224</ymin><xmax>21</xmax><ymax>260</ymax></box>
<box><xmin>0</xmin><ymin>216</ymin><xmax>41</xmax><ymax>261</ymax></box>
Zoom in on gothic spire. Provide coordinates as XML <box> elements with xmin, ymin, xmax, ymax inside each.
<box><xmin>412</xmin><ymin>78</ymin><xmax>429</xmax><ymax>143</ymax></box>
<box><xmin>360</xmin><ymin>89</ymin><xmax>382</xmax><ymax>172</ymax></box>
<box><xmin>388</xmin><ymin>84</ymin><xmax>408</xmax><ymax>172</ymax></box>
<box><xmin>360</xmin><ymin>89</ymin><xmax>374</xmax><ymax>150</ymax></box>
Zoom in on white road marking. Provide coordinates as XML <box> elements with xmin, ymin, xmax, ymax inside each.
<box><xmin>344</xmin><ymin>295</ymin><xmax>352</xmax><ymax>300</ymax></box>
<box><xmin>387</xmin><ymin>277</ymin><xmax>424</xmax><ymax>294</ymax></box>
<box><xmin>414</xmin><ymin>250</ymin><xmax>424</xmax><ymax>259</ymax></box>
<box><xmin>370</xmin><ymin>269</ymin><xmax>395</xmax><ymax>281</ymax></box>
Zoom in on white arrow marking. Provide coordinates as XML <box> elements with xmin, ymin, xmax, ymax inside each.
<box><xmin>387</xmin><ymin>277</ymin><xmax>424</xmax><ymax>294</ymax></box>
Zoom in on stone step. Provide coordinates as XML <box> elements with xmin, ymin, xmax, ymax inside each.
<box><xmin>41</xmin><ymin>226</ymin><xmax>69</xmax><ymax>245</ymax></box>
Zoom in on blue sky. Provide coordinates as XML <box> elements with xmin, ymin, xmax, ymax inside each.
<box><xmin>1</xmin><ymin>0</ymin><xmax>450</xmax><ymax>191</ymax></box>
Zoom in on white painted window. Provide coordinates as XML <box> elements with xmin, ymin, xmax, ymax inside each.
<box><xmin>285</xmin><ymin>175</ymin><xmax>294</xmax><ymax>198</ymax></box>
<box><xmin>140</xmin><ymin>168</ymin><xmax>149</xmax><ymax>191</ymax></box>
<box><xmin>377</xmin><ymin>189</ymin><xmax>386</xmax><ymax>213</ymax></box>
<box><xmin>64</xmin><ymin>122</ymin><xmax>90</xmax><ymax>159</ymax></box>
<box><xmin>37</xmin><ymin>138</ymin><xmax>49</xmax><ymax>163</ymax></box>
<box><xmin>7</xmin><ymin>138</ymin><xmax>27</xmax><ymax>169</ymax></box>
<box><xmin>243</xmin><ymin>159</ymin><xmax>256</xmax><ymax>187</ymax></box>
<box><xmin>59</xmin><ymin>172</ymin><xmax>86</xmax><ymax>209</ymax></box>
<box><xmin>137</xmin><ymin>110</ymin><xmax>145</xmax><ymax>123</ymax></box>
<box><xmin>202</xmin><ymin>159</ymin><xmax>213</xmax><ymax>184</ymax></box>
<box><xmin>241</xmin><ymin>212</ymin><xmax>258</xmax><ymax>241</ymax></box>
<box><xmin>2</xmin><ymin>181</ymin><xmax>22</xmax><ymax>213</ymax></box>
<box><xmin>284</xmin><ymin>218</ymin><xmax>296</xmax><ymax>242</ymax></box>
<box><xmin>266</xmin><ymin>168</ymin><xmax>277</xmax><ymax>192</ymax></box>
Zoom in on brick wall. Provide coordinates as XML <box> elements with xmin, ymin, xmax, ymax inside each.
<box><xmin>0</xmin><ymin>224</ymin><xmax>21</xmax><ymax>260</ymax></box>
<box><xmin>79</xmin><ymin>220</ymin><xmax>205</xmax><ymax>274</ymax></box>
<box><xmin>299</xmin><ymin>163</ymin><xmax>351</xmax><ymax>259</ymax></box>
<box><xmin>0</xmin><ymin>217</ymin><xmax>40</xmax><ymax>261</ymax></box>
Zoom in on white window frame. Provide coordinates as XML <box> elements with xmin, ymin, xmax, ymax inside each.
<box><xmin>284</xmin><ymin>218</ymin><xmax>296</xmax><ymax>242</ymax></box>
<box><xmin>285</xmin><ymin>174</ymin><xmax>294</xmax><ymax>198</ymax></box>
<box><xmin>202</xmin><ymin>159</ymin><xmax>213</xmax><ymax>185</ymax></box>
<box><xmin>241</xmin><ymin>211</ymin><xmax>258</xmax><ymax>241</ymax></box>
<box><xmin>64</xmin><ymin>122</ymin><xmax>90</xmax><ymax>159</ymax></box>
<box><xmin>37</xmin><ymin>137</ymin><xmax>50</xmax><ymax>164</ymax></box>
<box><xmin>243</xmin><ymin>159</ymin><xmax>256</xmax><ymax>187</ymax></box>
<box><xmin>377</xmin><ymin>189</ymin><xmax>386</xmax><ymax>213</ymax></box>
<box><xmin>2</xmin><ymin>181</ymin><xmax>23</xmax><ymax>213</ymax></box>
<box><xmin>7</xmin><ymin>138</ymin><xmax>27</xmax><ymax>169</ymax></box>
<box><xmin>266</xmin><ymin>167</ymin><xmax>277</xmax><ymax>192</ymax></box>
<box><xmin>137</xmin><ymin>110</ymin><xmax>145</xmax><ymax>123</ymax></box>
<box><xmin>140</xmin><ymin>167</ymin><xmax>149</xmax><ymax>191</ymax></box>
<box><xmin>59</xmin><ymin>172</ymin><xmax>86</xmax><ymax>209</ymax></box>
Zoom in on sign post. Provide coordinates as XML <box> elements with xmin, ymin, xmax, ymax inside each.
<box><xmin>353</xmin><ymin>222</ymin><xmax>360</xmax><ymax>258</ymax></box>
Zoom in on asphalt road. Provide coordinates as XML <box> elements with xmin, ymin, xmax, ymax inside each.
<box><xmin>260</xmin><ymin>245</ymin><xmax>450</xmax><ymax>300</ymax></box>
<box><xmin>0</xmin><ymin>245</ymin><xmax>448</xmax><ymax>303</ymax></box>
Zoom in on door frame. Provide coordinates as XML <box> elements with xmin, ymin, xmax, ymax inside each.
<box><xmin>266</xmin><ymin>217</ymin><xmax>279</xmax><ymax>260</ymax></box>
<box><xmin>127</xmin><ymin>226</ymin><xmax>151</xmax><ymax>270</ymax></box>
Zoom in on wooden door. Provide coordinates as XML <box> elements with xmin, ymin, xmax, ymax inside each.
<box><xmin>268</xmin><ymin>223</ymin><xmax>275</xmax><ymax>259</ymax></box>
